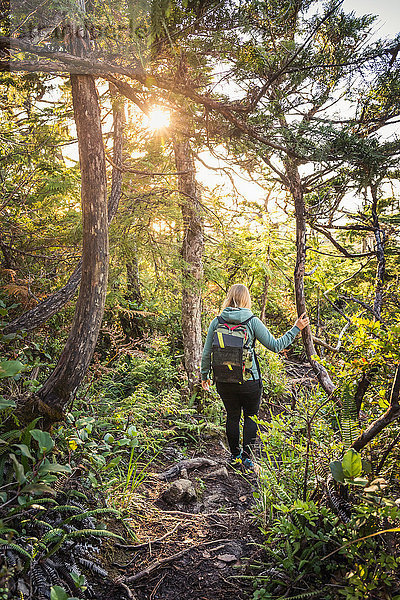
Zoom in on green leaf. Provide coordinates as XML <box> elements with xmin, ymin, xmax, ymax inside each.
<box><xmin>30</xmin><ymin>429</ymin><xmax>54</xmax><ymax>453</ymax></box>
<box><xmin>22</xmin><ymin>483</ymin><xmax>56</xmax><ymax>496</ymax></box>
<box><xmin>0</xmin><ymin>360</ymin><xmax>25</xmax><ymax>379</ymax></box>
<box><xmin>0</xmin><ymin>396</ymin><xmax>17</xmax><ymax>410</ymax></box>
<box><xmin>342</xmin><ymin>449</ymin><xmax>362</xmax><ymax>479</ymax></box>
<box><xmin>330</xmin><ymin>460</ymin><xmax>345</xmax><ymax>483</ymax></box>
<box><xmin>362</xmin><ymin>459</ymin><xmax>372</xmax><ymax>474</ymax></box>
<box><xmin>9</xmin><ymin>453</ymin><xmax>25</xmax><ymax>484</ymax></box>
<box><xmin>13</xmin><ymin>444</ymin><xmax>34</xmax><ymax>459</ymax></box>
<box><xmin>50</xmin><ymin>586</ymin><xmax>69</xmax><ymax>600</ymax></box>
<box><xmin>39</xmin><ymin>462</ymin><xmax>72</xmax><ymax>474</ymax></box>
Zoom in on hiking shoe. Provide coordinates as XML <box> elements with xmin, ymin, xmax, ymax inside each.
<box><xmin>242</xmin><ymin>457</ymin><xmax>255</xmax><ymax>472</ymax></box>
<box><xmin>228</xmin><ymin>452</ymin><xmax>242</xmax><ymax>467</ymax></box>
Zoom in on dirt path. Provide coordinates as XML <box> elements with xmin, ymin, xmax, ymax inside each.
<box><xmin>100</xmin><ymin>358</ymin><xmax>318</xmax><ymax>600</ymax></box>
<box><xmin>107</xmin><ymin>443</ymin><xmax>264</xmax><ymax>600</ymax></box>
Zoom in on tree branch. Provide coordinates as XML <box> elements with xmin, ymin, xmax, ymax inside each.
<box><xmin>311</xmin><ymin>224</ymin><xmax>375</xmax><ymax>258</ymax></box>
<box><xmin>351</xmin><ymin>365</ymin><xmax>400</xmax><ymax>452</ymax></box>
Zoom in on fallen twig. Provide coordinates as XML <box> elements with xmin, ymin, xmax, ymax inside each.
<box><xmin>157</xmin><ymin>509</ymin><xmax>233</xmax><ymax>518</ymax></box>
<box><xmin>149</xmin><ymin>572</ymin><xmax>167</xmax><ymax>600</ymax></box>
<box><xmin>116</xmin><ymin>581</ymin><xmax>138</xmax><ymax>599</ymax></box>
<box><xmin>116</xmin><ymin>523</ymin><xmax>180</xmax><ymax>551</ymax></box>
<box><xmin>124</xmin><ymin>538</ymin><xmax>232</xmax><ymax>583</ymax></box>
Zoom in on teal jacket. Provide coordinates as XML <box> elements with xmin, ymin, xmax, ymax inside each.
<box><xmin>200</xmin><ymin>307</ymin><xmax>300</xmax><ymax>382</ymax></box>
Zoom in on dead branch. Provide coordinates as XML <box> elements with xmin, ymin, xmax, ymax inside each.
<box><xmin>351</xmin><ymin>365</ymin><xmax>400</xmax><ymax>452</ymax></box>
<box><xmin>311</xmin><ymin>224</ymin><xmax>375</xmax><ymax>259</ymax></box>
<box><xmin>116</xmin><ymin>524</ymin><xmax>180</xmax><ymax>551</ymax></box>
<box><xmin>124</xmin><ymin>538</ymin><xmax>232</xmax><ymax>583</ymax></box>
<box><xmin>340</xmin><ymin>295</ymin><xmax>381</xmax><ymax>321</ymax></box>
<box><xmin>312</xmin><ymin>322</ymin><xmax>350</xmax><ymax>353</ymax></box>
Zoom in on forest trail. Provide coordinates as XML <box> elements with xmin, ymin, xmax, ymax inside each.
<box><xmin>107</xmin><ymin>443</ymin><xmax>265</xmax><ymax>600</ymax></box>
<box><xmin>106</xmin><ymin>360</ymin><xmax>317</xmax><ymax>600</ymax></box>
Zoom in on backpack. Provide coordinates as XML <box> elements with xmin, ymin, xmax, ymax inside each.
<box><xmin>211</xmin><ymin>315</ymin><xmax>256</xmax><ymax>384</ymax></box>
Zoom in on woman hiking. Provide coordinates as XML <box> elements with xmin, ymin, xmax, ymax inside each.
<box><xmin>200</xmin><ymin>283</ymin><xmax>309</xmax><ymax>471</ymax></box>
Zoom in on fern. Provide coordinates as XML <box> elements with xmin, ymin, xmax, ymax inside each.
<box><xmin>64</xmin><ymin>490</ymin><xmax>89</xmax><ymax>501</ymax></box>
<box><xmin>277</xmin><ymin>590</ymin><xmax>327</xmax><ymax>600</ymax></box>
<box><xmin>48</xmin><ymin>504</ymin><xmax>83</xmax><ymax>513</ymax></box>
<box><xmin>0</xmin><ymin>528</ymin><xmax>18</xmax><ymax>535</ymax></box>
<box><xmin>33</xmin><ymin>520</ymin><xmax>54</xmax><ymax>530</ymax></box>
<box><xmin>42</xmin><ymin>528</ymin><xmax>65</xmax><ymax>544</ymax></box>
<box><xmin>340</xmin><ymin>386</ymin><xmax>359</xmax><ymax>448</ymax></box>
<box><xmin>290</xmin><ymin>512</ymin><xmax>307</xmax><ymax>537</ymax></box>
<box><xmin>75</xmin><ymin>556</ymin><xmax>108</xmax><ymax>577</ymax></box>
<box><xmin>8</xmin><ymin>497</ymin><xmax>57</xmax><ymax>515</ymax></box>
<box><xmin>0</xmin><ymin>539</ymin><xmax>31</xmax><ymax>560</ymax></box>
<box><xmin>63</xmin><ymin>507</ymin><xmax>120</xmax><ymax>524</ymax></box>
<box><xmin>64</xmin><ymin>529</ymin><xmax>124</xmax><ymax>542</ymax></box>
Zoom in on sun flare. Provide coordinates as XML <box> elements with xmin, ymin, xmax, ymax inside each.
<box><xmin>146</xmin><ymin>107</ymin><xmax>171</xmax><ymax>131</ymax></box>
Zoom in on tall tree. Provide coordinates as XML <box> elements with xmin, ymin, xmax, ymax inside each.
<box><xmin>173</xmin><ymin>135</ymin><xmax>204</xmax><ymax>389</ymax></box>
<box><xmin>30</xmin><ymin>72</ymin><xmax>108</xmax><ymax>420</ymax></box>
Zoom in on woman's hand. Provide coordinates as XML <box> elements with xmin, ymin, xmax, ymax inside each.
<box><xmin>201</xmin><ymin>379</ymin><xmax>211</xmax><ymax>391</ymax></box>
<box><xmin>295</xmin><ymin>312</ymin><xmax>310</xmax><ymax>330</ymax></box>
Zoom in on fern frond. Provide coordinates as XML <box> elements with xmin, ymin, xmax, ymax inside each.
<box><xmin>8</xmin><ymin>497</ymin><xmax>57</xmax><ymax>515</ymax></box>
<box><xmin>75</xmin><ymin>556</ymin><xmax>108</xmax><ymax>577</ymax></box>
<box><xmin>64</xmin><ymin>529</ymin><xmax>124</xmax><ymax>542</ymax></box>
<box><xmin>341</xmin><ymin>389</ymin><xmax>359</xmax><ymax>448</ymax></box>
<box><xmin>290</xmin><ymin>512</ymin><xmax>306</xmax><ymax>536</ymax></box>
<box><xmin>33</xmin><ymin>520</ymin><xmax>53</xmax><ymax>530</ymax></box>
<box><xmin>276</xmin><ymin>590</ymin><xmax>326</xmax><ymax>600</ymax></box>
<box><xmin>0</xmin><ymin>539</ymin><xmax>31</xmax><ymax>560</ymax></box>
<box><xmin>42</xmin><ymin>529</ymin><xmax>65</xmax><ymax>544</ymax></box>
<box><xmin>63</xmin><ymin>508</ymin><xmax>120</xmax><ymax>524</ymax></box>
<box><xmin>48</xmin><ymin>505</ymin><xmax>82</xmax><ymax>513</ymax></box>
<box><xmin>65</xmin><ymin>490</ymin><xmax>89</xmax><ymax>501</ymax></box>
<box><xmin>341</xmin><ymin>416</ymin><xmax>359</xmax><ymax>448</ymax></box>
<box><xmin>0</xmin><ymin>528</ymin><xmax>18</xmax><ymax>535</ymax></box>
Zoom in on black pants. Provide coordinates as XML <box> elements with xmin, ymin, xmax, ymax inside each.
<box><xmin>216</xmin><ymin>379</ymin><xmax>262</xmax><ymax>458</ymax></box>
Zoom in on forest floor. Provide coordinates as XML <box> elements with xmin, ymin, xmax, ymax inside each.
<box><xmin>103</xmin><ymin>440</ymin><xmax>265</xmax><ymax>600</ymax></box>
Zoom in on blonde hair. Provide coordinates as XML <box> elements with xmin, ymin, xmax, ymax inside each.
<box><xmin>221</xmin><ymin>284</ymin><xmax>252</xmax><ymax>310</ymax></box>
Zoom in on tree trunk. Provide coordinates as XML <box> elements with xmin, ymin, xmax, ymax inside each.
<box><xmin>4</xmin><ymin>88</ymin><xmax>123</xmax><ymax>336</ymax></box>
<box><xmin>285</xmin><ymin>159</ymin><xmax>336</xmax><ymax>397</ymax></box>
<box><xmin>126</xmin><ymin>256</ymin><xmax>142</xmax><ymax>305</ymax></box>
<box><xmin>173</xmin><ymin>138</ymin><xmax>204</xmax><ymax>391</ymax></box>
<box><xmin>371</xmin><ymin>184</ymin><xmax>385</xmax><ymax>319</ymax></box>
<box><xmin>30</xmin><ymin>73</ymin><xmax>108</xmax><ymax>418</ymax></box>
<box><xmin>120</xmin><ymin>253</ymin><xmax>143</xmax><ymax>340</ymax></box>
<box><xmin>0</xmin><ymin>242</ymin><xmax>16</xmax><ymax>269</ymax></box>
<box><xmin>351</xmin><ymin>364</ymin><xmax>400</xmax><ymax>452</ymax></box>
<box><xmin>259</xmin><ymin>246</ymin><xmax>270</xmax><ymax>322</ymax></box>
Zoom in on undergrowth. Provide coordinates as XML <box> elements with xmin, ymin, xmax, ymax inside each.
<box><xmin>0</xmin><ymin>336</ymin><xmax>222</xmax><ymax>599</ymax></box>
<box><xmin>252</xmin><ymin>389</ymin><xmax>400</xmax><ymax>600</ymax></box>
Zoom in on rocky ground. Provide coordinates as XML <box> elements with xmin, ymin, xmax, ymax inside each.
<box><xmin>105</xmin><ymin>441</ymin><xmax>265</xmax><ymax>600</ymax></box>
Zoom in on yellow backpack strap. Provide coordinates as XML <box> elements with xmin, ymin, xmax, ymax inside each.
<box><xmin>217</xmin><ymin>331</ymin><xmax>225</xmax><ymax>348</ymax></box>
